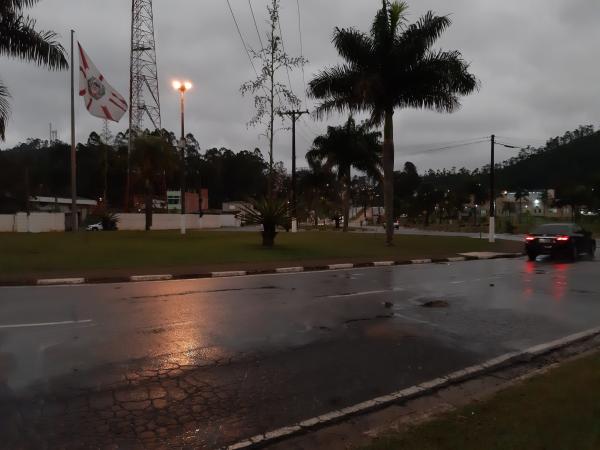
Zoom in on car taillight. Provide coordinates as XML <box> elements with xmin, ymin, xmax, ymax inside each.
<box><xmin>525</xmin><ymin>236</ymin><xmax>536</xmax><ymax>242</ymax></box>
<box><xmin>556</xmin><ymin>235</ymin><xmax>570</xmax><ymax>242</ymax></box>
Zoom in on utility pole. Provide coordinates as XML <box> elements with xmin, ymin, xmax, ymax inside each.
<box><xmin>489</xmin><ymin>134</ymin><xmax>495</xmax><ymax>243</ymax></box>
<box><xmin>70</xmin><ymin>30</ymin><xmax>78</xmax><ymax>232</ymax></box>
<box><xmin>281</xmin><ymin>109</ymin><xmax>309</xmax><ymax>221</ymax></box>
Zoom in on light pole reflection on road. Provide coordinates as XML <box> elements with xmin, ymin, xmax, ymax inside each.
<box><xmin>172</xmin><ymin>80</ymin><xmax>192</xmax><ymax>235</ymax></box>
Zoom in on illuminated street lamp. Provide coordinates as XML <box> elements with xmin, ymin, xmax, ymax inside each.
<box><xmin>172</xmin><ymin>80</ymin><xmax>192</xmax><ymax>235</ymax></box>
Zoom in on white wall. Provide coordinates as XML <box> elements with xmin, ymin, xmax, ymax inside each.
<box><xmin>0</xmin><ymin>213</ymin><xmax>65</xmax><ymax>233</ymax></box>
<box><xmin>116</xmin><ymin>213</ymin><xmax>239</xmax><ymax>231</ymax></box>
<box><xmin>0</xmin><ymin>212</ymin><xmax>239</xmax><ymax>233</ymax></box>
<box><xmin>0</xmin><ymin>215</ymin><xmax>16</xmax><ymax>232</ymax></box>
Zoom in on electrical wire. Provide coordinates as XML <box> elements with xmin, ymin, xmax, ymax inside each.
<box><xmin>247</xmin><ymin>0</ymin><xmax>264</xmax><ymax>50</ymax></box>
<box><xmin>296</xmin><ymin>0</ymin><xmax>307</xmax><ymax>106</ymax></box>
<box><xmin>402</xmin><ymin>138</ymin><xmax>489</xmax><ymax>156</ymax></box>
<box><xmin>226</xmin><ymin>0</ymin><xmax>260</xmax><ymax>80</ymax></box>
<box><xmin>401</xmin><ymin>136</ymin><xmax>490</xmax><ymax>150</ymax></box>
<box><xmin>277</xmin><ymin>13</ymin><xmax>295</xmax><ymax>97</ymax></box>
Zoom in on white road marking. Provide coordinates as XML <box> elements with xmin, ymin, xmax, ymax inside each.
<box><xmin>0</xmin><ymin>319</ymin><xmax>93</xmax><ymax>330</ymax></box>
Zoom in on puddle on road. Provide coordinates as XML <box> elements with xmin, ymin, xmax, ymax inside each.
<box><xmin>126</xmin><ymin>286</ymin><xmax>281</xmax><ymax>301</ymax></box>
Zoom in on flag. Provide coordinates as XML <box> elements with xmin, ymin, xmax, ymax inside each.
<box><xmin>78</xmin><ymin>43</ymin><xmax>128</xmax><ymax>123</ymax></box>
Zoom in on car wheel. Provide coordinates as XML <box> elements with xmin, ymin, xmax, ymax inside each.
<box><xmin>527</xmin><ymin>252</ymin><xmax>537</xmax><ymax>262</ymax></box>
<box><xmin>570</xmin><ymin>244</ymin><xmax>578</xmax><ymax>262</ymax></box>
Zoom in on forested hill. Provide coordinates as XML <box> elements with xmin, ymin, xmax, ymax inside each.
<box><xmin>495</xmin><ymin>126</ymin><xmax>600</xmax><ymax>190</ymax></box>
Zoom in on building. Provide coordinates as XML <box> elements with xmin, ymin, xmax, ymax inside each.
<box><xmin>29</xmin><ymin>196</ymin><xmax>97</xmax><ymax>222</ymax></box>
<box><xmin>496</xmin><ymin>189</ymin><xmax>572</xmax><ymax>218</ymax></box>
<box><xmin>167</xmin><ymin>189</ymin><xmax>209</xmax><ymax>213</ymax></box>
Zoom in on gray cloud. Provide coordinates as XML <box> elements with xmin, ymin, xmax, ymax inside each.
<box><xmin>1</xmin><ymin>0</ymin><xmax>598</xmax><ymax>173</ymax></box>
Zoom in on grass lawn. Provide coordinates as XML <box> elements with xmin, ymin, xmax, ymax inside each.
<box><xmin>361</xmin><ymin>352</ymin><xmax>600</xmax><ymax>450</ymax></box>
<box><xmin>0</xmin><ymin>230</ymin><xmax>521</xmax><ymax>279</ymax></box>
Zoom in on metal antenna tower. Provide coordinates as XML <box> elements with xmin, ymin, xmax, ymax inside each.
<box><xmin>129</xmin><ymin>0</ymin><xmax>161</xmax><ymax>132</ymax></box>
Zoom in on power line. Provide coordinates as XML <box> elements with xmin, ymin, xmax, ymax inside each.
<box><xmin>247</xmin><ymin>0</ymin><xmax>264</xmax><ymax>50</ymax></box>
<box><xmin>402</xmin><ymin>138</ymin><xmax>489</xmax><ymax>156</ymax></box>
<box><xmin>296</xmin><ymin>0</ymin><xmax>307</xmax><ymax>106</ymax></box>
<box><xmin>277</xmin><ymin>12</ymin><xmax>295</xmax><ymax>97</ymax></box>
<box><xmin>226</xmin><ymin>0</ymin><xmax>260</xmax><ymax>79</ymax></box>
<box><xmin>401</xmin><ymin>136</ymin><xmax>489</xmax><ymax>150</ymax></box>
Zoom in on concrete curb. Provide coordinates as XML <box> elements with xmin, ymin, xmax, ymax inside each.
<box><xmin>36</xmin><ymin>278</ymin><xmax>85</xmax><ymax>286</ymax></box>
<box><xmin>5</xmin><ymin>252</ymin><xmax>525</xmax><ymax>287</ymax></box>
<box><xmin>224</xmin><ymin>325</ymin><xmax>600</xmax><ymax>450</ymax></box>
<box><xmin>129</xmin><ymin>274</ymin><xmax>173</xmax><ymax>282</ymax></box>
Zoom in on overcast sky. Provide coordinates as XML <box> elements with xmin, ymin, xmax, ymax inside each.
<box><xmin>1</xmin><ymin>0</ymin><xmax>599</xmax><ymax>173</ymax></box>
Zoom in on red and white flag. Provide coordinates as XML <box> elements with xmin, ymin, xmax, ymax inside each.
<box><xmin>78</xmin><ymin>43</ymin><xmax>128</xmax><ymax>123</ymax></box>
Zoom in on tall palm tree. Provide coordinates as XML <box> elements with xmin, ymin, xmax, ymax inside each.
<box><xmin>306</xmin><ymin>116</ymin><xmax>381</xmax><ymax>232</ymax></box>
<box><xmin>0</xmin><ymin>0</ymin><xmax>68</xmax><ymax>139</ymax></box>
<box><xmin>309</xmin><ymin>1</ymin><xmax>478</xmax><ymax>245</ymax></box>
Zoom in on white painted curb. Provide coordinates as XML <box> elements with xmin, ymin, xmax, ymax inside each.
<box><xmin>225</xmin><ymin>326</ymin><xmax>600</xmax><ymax>449</ymax></box>
<box><xmin>411</xmin><ymin>259</ymin><xmax>432</xmax><ymax>264</ymax></box>
<box><xmin>212</xmin><ymin>271</ymin><xmax>248</xmax><ymax>278</ymax></box>
<box><xmin>36</xmin><ymin>278</ymin><xmax>85</xmax><ymax>286</ymax></box>
<box><xmin>328</xmin><ymin>263</ymin><xmax>354</xmax><ymax>270</ymax></box>
<box><xmin>130</xmin><ymin>274</ymin><xmax>173</xmax><ymax>282</ymax></box>
<box><xmin>373</xmin><ymin>261</ymin><xmax>395</xmax><ymax>267</ymax></box>
<box><xmin>275</xmin><ymin>267</ymin><xmax>304</xmax><ymax>274</ymax></box>
<box><xmin>447</xmin><ymin>257</ymin><xmax>467</xmax><ymax>262</ymax></box>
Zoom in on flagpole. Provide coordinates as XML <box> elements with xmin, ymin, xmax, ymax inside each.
<box><xmin>70</xmin><ymin>29</ymin><xmax>78</xmax><ymax>232</ymax></box>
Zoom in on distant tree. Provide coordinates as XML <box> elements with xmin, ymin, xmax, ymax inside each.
<box><xmin>297</xmin><ymin>165</ymin><xmax>338</xmax><ymax>226</ymax></box>
<box><xmin>309</xmin><ymin>0</ymin><xmax>478</xmax><ymax>244</ymax></box>
<box><xmin>0</xmin><ymin>0</ymin><xmax>68</xmax><ymax>139</ymax></box>
<box><xmin>514</xmin><ymin>187</ymin><xmax>529</xmax><ymax>223</ymax></box>
<box><xmin>394</xmin><ymin>162</ymin><xmax>421</xmax><ymax>218</ymax></box>
<box><xmin>130</xmin><ymin>136</ymin><xmax>177</xmax><ymax>230</ymax></box>
<box><xmin>306</xmin><ymin>116</ymin><xmax>382</xmax><ymax>231</ymax></box>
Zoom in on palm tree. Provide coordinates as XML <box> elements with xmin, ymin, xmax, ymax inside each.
<box><xmin>306</xmin><ymin>116</ymin><xmax>381</xmax><ymax>232</ymax></box>
<box><xmin>0</xmin><ymin>0</ymin><xmax>68</xmax><ymax>140</ymax></box>
<box><xmin>309</xmin><ymin>1</ymin><xmax>478</xmax><ymax>245</ymax></box>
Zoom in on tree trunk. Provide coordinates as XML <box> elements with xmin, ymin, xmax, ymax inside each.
<box><xmin>144</xmin><ymin>178</ymin><xmax>153</xmax><ymax>231</ymax></box>
<box><xmin>262</xmin><ymin>223</ymin><xmax>277</xmax><ymax>247</ymax></box>
<box><xmin>383</xmin><ymin>109</ymin><xmax>395</xmax><ymax>245</ymax></box>
<box><xmin>342</xmin><ymin>167</ymin><xmax>351</xmax><ymax>232</ymax></box>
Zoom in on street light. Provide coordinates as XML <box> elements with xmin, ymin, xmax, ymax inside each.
<box><xmin>172</xmin><ymin>80</ymin><xmax>192</xmax><ymax>235</ymax></box>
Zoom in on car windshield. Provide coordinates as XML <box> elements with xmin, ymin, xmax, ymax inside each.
<box><xmin>532</xmin><ymin>224</ymin><xmax>573</xmax><ymax>235</ymax></box>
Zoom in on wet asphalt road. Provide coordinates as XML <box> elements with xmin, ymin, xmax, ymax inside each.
<box><xmin>0</xmin><ymin>254</ymin><xmax>599</xmax><ymax>448</ymax></box>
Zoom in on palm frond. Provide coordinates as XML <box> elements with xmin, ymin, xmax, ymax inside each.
<box><xmin>0</xmin><ymin>0</ymin><xmax>41</xmax><ymax>12</ymax></box>
<box><xmin>396</xmin><ymin>12</ymin><xmax>451</xmax><ymax>61</ymax></box>
<box><xmin>332</xmin><ymin>27</ymin><xmax>374</xmax><ymax>69</ymax></box>
<box><xmin>239</xmin><ymin>197</ymin><xmax>290</xmax><ymax>228</ymax></box>
<box><xmin>0</xmin><ymin>14</ymin><xmax>68</xmax><ymax>69</ymax></box>
<box><xmin>389</xmin><ymin>1</ymin><xmax>409</xmax><ymax>34</ymax></box>
<box><xmin>396</xmin><ymin>49</ymin><xmax>479</xmax><ymax>113</ymax></box>
<box><xmin>0</xmin><ymin>78</ymin><xmax>10</xmax><ymax>140</ymax></box>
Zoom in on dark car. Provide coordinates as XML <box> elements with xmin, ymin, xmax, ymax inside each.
<box><xmin>525</xmin><ymin>223</ymin><xmax>596</xmax><ymax>261</ymax></box>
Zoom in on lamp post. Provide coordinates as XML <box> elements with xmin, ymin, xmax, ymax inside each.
<box><xmin>172</xmin><ymin>80</ymin><xmax>192</xmax><ymax>235</ymax></box>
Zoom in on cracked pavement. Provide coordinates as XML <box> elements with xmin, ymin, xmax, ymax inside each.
<box><xmin>1</xmin><ymin>254</ymin><xmax>599</xmax><ymax>448</ymax></box>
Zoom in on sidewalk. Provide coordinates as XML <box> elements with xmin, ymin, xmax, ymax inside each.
<box><xmin>261</xmin><ymin>331</ymin><xmax>600</xmax><ymax>450</ymax></box>
<box><xmin>353</xmin><ymin>225</ymin><xmax>525</xmax><ymax>242</ymax></box>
